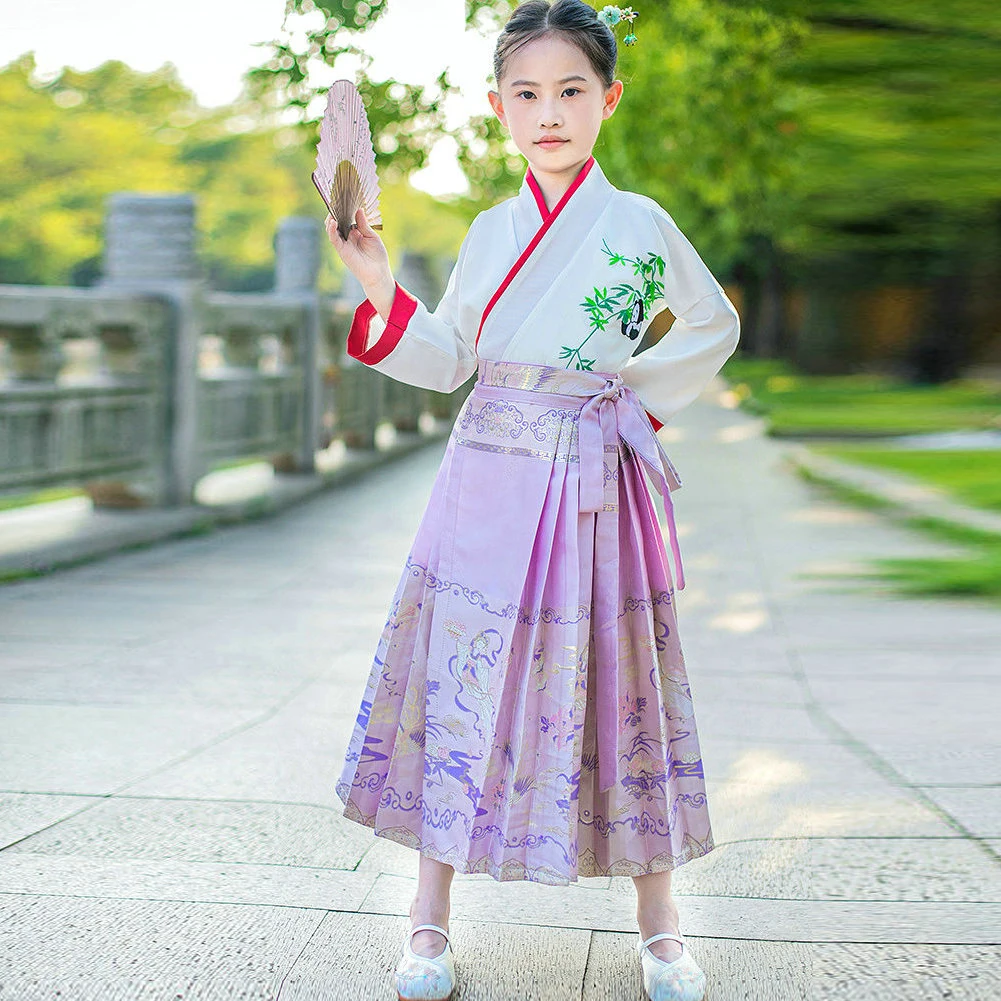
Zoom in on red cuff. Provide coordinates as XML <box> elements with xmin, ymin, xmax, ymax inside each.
<box><xmin>646</xmin><ymin>411</ymin><xmax>664</xmax><ymax>432</ymax></box>
<box><xmin>346</xmin><ymin>282</ymin><xmax>418</xmax><ymax>365</ymax></box>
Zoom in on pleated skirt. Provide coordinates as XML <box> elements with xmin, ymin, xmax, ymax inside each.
<box><xmin>336</xmin><ymin>360</ymin><xmax>715</xmax><ymax>885</ymax></box>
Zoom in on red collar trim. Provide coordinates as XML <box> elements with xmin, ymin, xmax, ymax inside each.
<box><xmin>525</xmin><ymin>156</ymin><xmax>595</xmax><ymax>221</ymax></box>
<box><xmin>526</xmin><ymin>169</ymin><xmax>549</xmax><ymax>219</ymax></box>
<box><xmin>476</xmin><ymin>156</ymin><xmax>596</xmax><ymax>349</ymax></box>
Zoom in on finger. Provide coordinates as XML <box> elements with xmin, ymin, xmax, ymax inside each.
<box><xmin>329</xmin><ymin>214</ymin><xmax>353</xmax><ymax>248</ymax></box>
<box><xmin>355</xmin><ymin>206</ymin><xmax>376</xmax><ymax>237</ymax></box>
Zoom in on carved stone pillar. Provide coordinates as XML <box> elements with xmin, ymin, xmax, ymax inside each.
<box><xmin>97</xmin><ymin>193</ymin><xmax>203</xmax><ymax>505</ymax></box>
<box><xmin>274</xmin><ymin>216</ymin><xmax>322</xmax><ymax>472</ymax></box>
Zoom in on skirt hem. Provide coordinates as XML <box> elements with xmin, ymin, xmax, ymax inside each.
<box><xmin>337</xmin><ymin>782</ymin><xmax>715</xmax><ymax>887</ymax></box>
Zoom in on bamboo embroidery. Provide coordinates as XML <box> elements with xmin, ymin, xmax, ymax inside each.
<box><xmin>559</xmin><ymin>239</ymin><xmax>667</xmax><ymax>371</ymax></box>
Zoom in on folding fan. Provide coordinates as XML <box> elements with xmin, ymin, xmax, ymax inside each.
<box><xmin>312</xmin><ymin>79</ymin><xmax>383</xmax><ymax>240</ymax></box>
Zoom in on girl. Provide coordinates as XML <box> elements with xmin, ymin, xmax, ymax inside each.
<box><xmin>327</xmin><ymin>2</ymin><xmax>739</xmax><ymax>999</ymax></box>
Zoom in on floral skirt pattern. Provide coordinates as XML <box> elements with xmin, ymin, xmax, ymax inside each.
<box><xmin>336</xmin><ymin>359</ymin><xmax>715</xmax><ymax>885</ymax></box>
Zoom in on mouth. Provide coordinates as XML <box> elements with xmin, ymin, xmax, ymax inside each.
<box><xmin>535</xmin><ymin>137</ymin><xmax>569</xmax><ymax>151</ymax></box>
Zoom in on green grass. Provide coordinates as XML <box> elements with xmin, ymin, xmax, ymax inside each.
<box><xmin>873</xmin><ymin>546</ymin><xmax>1001</xmax><ymax>599</ymax></box>
<box><xmin>822</xmin><ymin>447</ymin><xmax>1001</xmax><ymax>512</ymax></box>
<box><xmin>722</xmin><ymin>357</ymin><xmax>1001</xmax><ymax>437</ymax></box>
<box><xmin>798</xmin><ymin>458</ymin><xmax>1001</xmax><ymax>601</ymax></box>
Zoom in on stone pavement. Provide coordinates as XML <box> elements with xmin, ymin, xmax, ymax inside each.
<box><xmin>1</xmin><ymin>379</ymin><xmax>999</xmax><ymax>1000</ymax></box>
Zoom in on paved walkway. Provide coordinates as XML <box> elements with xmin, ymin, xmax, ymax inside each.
<box><xmin>1</xmin><ymin>380</ymin><xmax>998</xmax><ymax>999</ymax></box>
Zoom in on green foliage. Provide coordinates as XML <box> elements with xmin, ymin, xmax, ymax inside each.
<box><xmin>823</xmin><ymin>447</ymin><xmax>1001</xmax><ymax>512</ymax></box>
<box><xmin>7</xmin><ymin>0</ymin><xmax>998</xmax><ymax>303</ymax></box>
<box><xmin>244</xmin><ymin>0</ymin><xmax>454</xmax><ymax>183</ymax></box>
<box><xmin>873</xmin><ymin>546</ymin><xmax>1001</xmax><ymax>600</ymax></box>
<box><xmin>377</xmin><ymin>179</ymin><xmax>470</xmax><ymax>265</ymax></box>
<box><xmin>451</xmin><ymin>113</ymin><xmax>524</xmax><ymax>215</ymax></box>
<box><xmin>0</xmin><ymin>55</ymin><xmax>185</xmax><ymax>284</ymax></box>
<box><xmin>711</xmin><ymin>0</ymin><xmax>1001</xmax><ymax>265</ymax></box>
<box><xmin>597</xmin><ymin>0</ymin><xmax>802</xmax><ymax>272</ymax></box>
<box><xmin>0</xmin><ymin>50</ymin><xmax>469</xmax><ymax>288</ymax></box>
<box><xmin>455</xmin><ymin>0</ymin><xmax>1001</xmax><ymax>280</ymax></box>
<box><xmin>0</xmin><ymin>53</ymin><xmax>316</xmax><ymax>287</ymax></box>
<box><xmin>452</xmin><ymin>0</ymin><xmax>802</xmax><ymax>267</ymax></box>
<box><xmin>465</xmin><ymin>0</ymin><xmax>513</xmax><ymax>32</ymax></box>
<box><xmin>723</xmin><ymin>355</ymin><xmax>1001</xmax><ymax>435</ymax></box>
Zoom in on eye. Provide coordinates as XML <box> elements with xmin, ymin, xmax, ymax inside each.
<box><xmin>516</xmin><ymin>90</ymin><xmax>536</xmax><ymax>100</ymax></box>
<box><xmin>562</xmin><ymin>87</ymin><xmax>581</xmax><ymax>97</ymax></box>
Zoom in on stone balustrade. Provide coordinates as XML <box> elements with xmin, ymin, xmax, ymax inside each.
<box><xmin>0</xmin><ymin>194</ymin><xmax>467</xmax><ymax>510</ymax></box>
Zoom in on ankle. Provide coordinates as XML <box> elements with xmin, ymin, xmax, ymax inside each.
<box><xmin>410</xmin><ymin>893</ymin><xmax>451</xmax><ymax>927</ymax></box>
<box><xmin>637</xmin><ymin>895</ymin><xmax>679</xmax><ymax>919</ymax></box>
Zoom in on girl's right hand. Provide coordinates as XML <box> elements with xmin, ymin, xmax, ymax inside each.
<box><xmin>325</xmin><ymin>207</ymin><xmax>396</xmax><ymax>315</ymax></box>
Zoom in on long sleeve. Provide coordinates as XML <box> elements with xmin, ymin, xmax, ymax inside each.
<box><xmin>621</xmin><ymin>206</ymin><xmax>740</xmax><ymax>426</ymax></box>
<box><xmin>345</xmin><ymin>217</ymin><xmax>480</xmax><ymax>394</ymax></box>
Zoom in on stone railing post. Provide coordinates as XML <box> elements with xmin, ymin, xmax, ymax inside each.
<box><xmin>97</xmin><ymin>193</ymin><xmax>202</xmax><ymax>506</ymax></box>
<box><xmin>390</xmin><ymin>253</ymin><xmax>435</xmax><ymax>431</ymax></box>
<box><xmin>274</xmin><ymin>216</ymin><xmax>322</xmax><ymax>473</ymax></box>
<box><xmin>334</xmin><ymin>270</ymin><xmax>383</xmax><ymax>450</ymax></box>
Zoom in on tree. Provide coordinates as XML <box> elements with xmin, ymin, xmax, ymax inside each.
<box><xmin>0</xmin><ymin>55</ymin><xmax>185</xmax><ymax>284</ymax></box>
<box><xmin>244</xmin><ymin>0</ymin><xmax>455</xmax><ymax>184</ymax></box>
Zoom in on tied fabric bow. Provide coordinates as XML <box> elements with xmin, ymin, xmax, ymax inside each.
<box><xmin>576</xmin><ymin>374</ymin><xmax>685</xmax><ymax>793</ymax></box>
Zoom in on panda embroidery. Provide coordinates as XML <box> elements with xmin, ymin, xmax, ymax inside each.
<box><xmin>621</xmin><ymin>294</ymin><xmax>645</xmax><ymax>340</ymax></box>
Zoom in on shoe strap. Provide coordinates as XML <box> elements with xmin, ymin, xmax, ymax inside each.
<box><xmin>411</xmin><ymin>923</ymin><xmax>450</xmax><ymax>945</ymax></box>
<box><xmin>640</xmin><ymin>932</ymin><xmax>684</xmax><ymax>955</ymax></box>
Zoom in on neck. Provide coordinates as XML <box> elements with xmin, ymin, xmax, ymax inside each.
<box><xmin>530</xmin><ymin>156</ymin><xmax>593</xmax><ymax>213</ymax></box>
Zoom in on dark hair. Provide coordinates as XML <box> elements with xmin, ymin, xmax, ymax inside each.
<box><xmin>494</xmin><ymin>0</ymin><xmax>618</xmax><ymax>88</ymax></box>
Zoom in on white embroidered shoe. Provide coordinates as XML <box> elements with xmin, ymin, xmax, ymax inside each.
<box><xmin>638</xmin><ymin>932</ymin><xmax>707</xmax><ymax>1001</ymax></box>
<box><xmin>394</xmin><ymin>923</ymin><xmax>455</xmax><ymax>1001</ymax></box>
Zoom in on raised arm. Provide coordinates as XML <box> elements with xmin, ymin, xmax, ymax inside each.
<box><xmin>327</xmin><ymin>208</ymin><xmax>478</xmax><ymax>393</ymax></box>
<box><xmin>621</xmin><ymin>205</ymin><xmax>740</xmax><ymax>426</ymax></box>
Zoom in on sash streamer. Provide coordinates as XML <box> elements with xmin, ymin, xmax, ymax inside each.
<box><xmin>477</xmin><ymin>361</ymin><xmax>685</xmax><ymax>794</ymax></box>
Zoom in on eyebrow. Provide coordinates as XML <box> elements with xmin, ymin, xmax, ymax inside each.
<box><xmin>508</xmin><ymin>75</ymin><xmax>589</xmax><ymax>87</ymax></box>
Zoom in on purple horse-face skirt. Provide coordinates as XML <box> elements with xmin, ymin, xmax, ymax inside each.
<box><xmin>336</xmin><ymin>358</ymin><xmax>715</xmax><ymax>886</ymax></box>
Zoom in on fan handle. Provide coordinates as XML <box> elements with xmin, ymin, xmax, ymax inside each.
<box><xmin>311</xmin><ymin>170</ymin><xmax>383</xmax><ymax>231</ymax></box>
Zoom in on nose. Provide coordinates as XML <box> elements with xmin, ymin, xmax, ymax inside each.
<box><xmin>537</xmin><ymin>97</ymin><xmax>563</xmax><ymax>129</ymax></box>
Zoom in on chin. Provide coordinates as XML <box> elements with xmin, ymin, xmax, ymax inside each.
<box><xmin>527</xmin><ymin>149</ymin><xmax>577</xmax><ymax>172</ymax></box>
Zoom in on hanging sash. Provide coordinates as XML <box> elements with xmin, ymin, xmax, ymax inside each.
<box><xmin>475</xmin><ymin>358</ymin><xmax>685</xmax><ymax>795</ymax></box>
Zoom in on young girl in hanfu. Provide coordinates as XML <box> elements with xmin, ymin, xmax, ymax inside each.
<box><xmin>327</xmin><ymin>2</ymin><xmax>739</xmax><ymax>999</ymax></box>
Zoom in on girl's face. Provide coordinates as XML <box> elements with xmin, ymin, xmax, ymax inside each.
<box><xmin>488</xmin><ymin>34</ymin><xmax>623</xmax><ymax>186</ymax></box>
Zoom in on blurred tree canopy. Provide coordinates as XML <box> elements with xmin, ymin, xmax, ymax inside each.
<box><xmin>460</xmin><ymin>0</ymin><xmax>1000</xmax><ymax>376</ymax></box>
<box><xmin>2</xmin><ymin>0</ymin><xmax>998</xmax><ymax>377</ymax></box>
<box><xmin>0</xmin><ymin>49</ymin><xmax>466</xmax><ymax>289</ymax></box>
<box><xmin>0</xmin><ymin>53</ymin><xmax>311</xmax><ymax>288</ymax></box>
<box><xmin>463</xmin><ymin>1</ymin><xmax>1001</xmax><ymax>266</ymax></box>
<box><xmin>244</xmin><ymin>0</ymin><xmax>455</xmax><ymax>183</ymax></box>
<box><xmin>739</xmin><ymin>0</ymin><xmax>1001</xmax><ymax>262</ymax></box>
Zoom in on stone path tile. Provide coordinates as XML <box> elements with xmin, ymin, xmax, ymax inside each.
<box><xmin>4</xmin><ymin>796</ymin><xmax>373</xmax><ymax>869</ymax></box>
<box><xmin>0</xmin><ymin>894</ymin><xmax>324</xmax><ymax>1000</ymax></box>
<box><xmin>0</xmin><ymin>852</ymin><xmax>376</xmax><ymax>911</ymax></box>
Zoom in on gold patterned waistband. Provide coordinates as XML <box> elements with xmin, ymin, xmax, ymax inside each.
<box><xmin>476</xmin><ymin>358</ymin><xmax>618</xmax><ymax>396</ymax></box>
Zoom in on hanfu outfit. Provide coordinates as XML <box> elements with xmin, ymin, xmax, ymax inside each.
<box><xmin>335</xmin><ymin>156</ymin><xmax>740</xmax><ymax>886</ymax></box>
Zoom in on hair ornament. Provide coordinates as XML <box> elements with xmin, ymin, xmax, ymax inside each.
<box><xmin>597</xmin><ymin>5</ymin><xmax>639</xmax><ymax>45</ymax></box>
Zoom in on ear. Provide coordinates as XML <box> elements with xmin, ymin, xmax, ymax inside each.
<box><xmin>488</xmin><ymin>89</ymin><xmax>508</xmax><ymax>128</ymax></box>
<box><xmin>602</xmin><ymin>80</ymin><xmax>624</xmax><ymax>120</ymax></box>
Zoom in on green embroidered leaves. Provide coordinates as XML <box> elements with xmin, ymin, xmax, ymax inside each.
<box><xmin>559</xmin><ymin>239</ymin><xmax>667</xmax><ymax>370</ymax></box>
<box><xmin>603</xmin><ymin>239</ymin><xmax>666</xmax><ymax>313</ymax></box>
<box><xmin>558</xmin><ymin>345</ymin><xmax>595</xmax><ymax>370</ymax></box>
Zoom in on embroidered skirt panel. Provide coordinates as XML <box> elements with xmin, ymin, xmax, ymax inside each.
<box><xmin>336</xmin><ymin>360</ymin><xmax>715</xmax><ymax>885</ymax></box>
